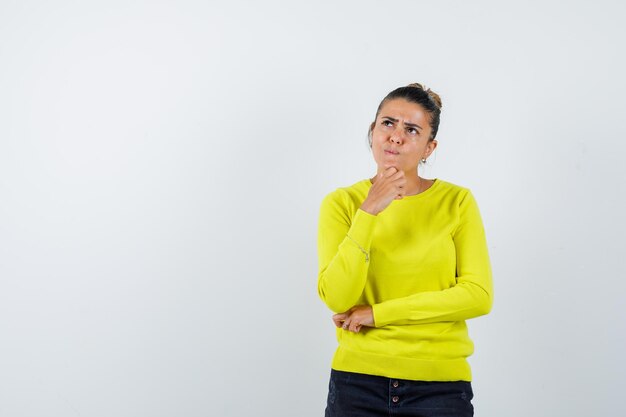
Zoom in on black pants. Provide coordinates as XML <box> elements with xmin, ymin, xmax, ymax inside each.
<box><xmin>325</xmin><ymin>369</ymin><xmax>474</xmax><ymax>417</ymax></box>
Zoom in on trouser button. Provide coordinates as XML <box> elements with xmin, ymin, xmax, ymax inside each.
<box><xmin>392</xmin><ymin>380</ymin><xmax>399</xmax><ymax>388</ymax></box>
<box><xmin>392</xmin><ymin>396</ymin><xmax>399</xmax><ymax>403</ymax></box>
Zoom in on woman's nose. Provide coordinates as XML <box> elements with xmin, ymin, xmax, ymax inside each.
<box><xmin>389</xmin><ymin>128</ymin><xmax>403</xmax><ymax>144</ymax></box>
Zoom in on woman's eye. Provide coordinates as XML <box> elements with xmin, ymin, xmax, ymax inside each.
<box><xmin>382</xmin><ymin>120</ymin><xmax>393</xmax><ymax>127</ymax></box>
<box><xmin>408</xmin><ymin>128</ymin><xmax>418</xmax><ymax>135</ymax></box>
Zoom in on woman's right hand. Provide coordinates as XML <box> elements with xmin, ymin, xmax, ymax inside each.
<box><xmin>360</xmin><ymin>167</ymin><xmax>406</xmax><ymax>215</ymax></box>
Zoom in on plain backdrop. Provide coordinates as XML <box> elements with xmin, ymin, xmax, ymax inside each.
<box><xmin>1</xmin><ymin>1</ymin><xmax>625</xmax><ymax>416</ymax></box>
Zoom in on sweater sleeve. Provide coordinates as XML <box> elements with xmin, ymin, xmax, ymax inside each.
<box><xmin>372</xmin><ymin>190</ymin><xmax>493</xmax><ymax>326</ymax></box>
<box><xmin>317</xmin><ymin>190</ymin><xmax>378</xmax><ymax>313</ymax></box>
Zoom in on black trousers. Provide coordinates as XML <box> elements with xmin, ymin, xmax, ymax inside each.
<box><xmin>325</xmin><ymin>369</ymin><xmax>474</xmax><ymax>417</ymax></box>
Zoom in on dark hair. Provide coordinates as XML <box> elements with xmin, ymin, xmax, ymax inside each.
<box><xmin>368</xmin><ymin>83</ymin><xmax>443</xmax><ymax>145</ymax></box>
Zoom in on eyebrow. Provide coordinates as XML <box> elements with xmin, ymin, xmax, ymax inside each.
<box><xmin>382</xmin><ymin>116</ymin><xmax>423</xmax><ymax>130</ymax></box>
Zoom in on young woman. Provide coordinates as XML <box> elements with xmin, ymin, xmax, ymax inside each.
<box><xmin>317</xmin><ymin>83</ymin><xmax>493</xmax><ymax>417</ymax></box>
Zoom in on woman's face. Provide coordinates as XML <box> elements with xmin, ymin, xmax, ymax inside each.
<box><xmin>370</xmin><ymin>98</ymin><xmax>437</xmax><ymax>173</ymax></box>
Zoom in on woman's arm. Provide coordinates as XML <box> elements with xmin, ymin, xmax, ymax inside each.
<box><xmin>371</xmin><ymin>190</ymin><xmax>493</xmax><ymax>326</ymax></box>
<box><xmin>317</xmin><ymin>190</ymin><xmax>378</xmax><ymax>313</ymax></box>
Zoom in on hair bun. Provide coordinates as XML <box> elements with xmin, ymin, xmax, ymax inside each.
<box><xmin>407</xmin><ymin>82</ymin><xmax>443</xmax><ymax>109</ymax></box>
<box><xmin>407</xmin><ymin>82</ymin><xmax>425</xmax><ymax>90</ymax></box>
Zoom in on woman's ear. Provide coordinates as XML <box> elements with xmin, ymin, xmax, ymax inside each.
<box><xmin>425</xmin><ymin>139</ymin><xmax>438</xmax><ymax>157</ymax></box>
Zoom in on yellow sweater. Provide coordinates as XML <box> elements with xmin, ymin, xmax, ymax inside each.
<box><xmin>317</xmin><ymin>178</ymin><xmax>493</xmax><ymax>382</ymax></box>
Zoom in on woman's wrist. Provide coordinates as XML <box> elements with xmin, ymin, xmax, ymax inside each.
<box><xmin>360</xmin><ymin>202</ymin><xmax>378</xmax><ymax>216</ymax></box>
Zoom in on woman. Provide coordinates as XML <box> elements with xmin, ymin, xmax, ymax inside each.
<box><xmin>317</xmin><ymin>83</ymin><xmax>493</xmax><ymax>417</ymax></box>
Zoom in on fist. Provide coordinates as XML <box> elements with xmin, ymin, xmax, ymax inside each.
<box><xmin>360</xmin><ymin>167</ymin><xmax>406</xmax><ymax>215</ymax></box>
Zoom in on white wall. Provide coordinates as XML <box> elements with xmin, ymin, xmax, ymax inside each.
<box><xmin>1</xmin><ymin>1</ymin><xmax>624</xmax><ymax>416</ymax></box>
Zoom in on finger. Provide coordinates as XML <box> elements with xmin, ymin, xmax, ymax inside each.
<box><xmin>349</xmin><ymin>320</ymin><xmax>360</xmax><ymax>333</ymax></box>
<box><xmin>384</xmin><ymin>166</ymin><xmax>398</xmax><ymax>177</ymax></box>
<box><xmin>390</xmin><ymin>170</ymin><xmax>405</xmax><ymax>180</ymax></box>
<box><xmin>393</xmin><ymin>176</ymin><xmax>406</xmax><ymax>188</ymax></box>
<box><xmin>332</xmin><ymin>314</ymin><xmax>347</xmax><ymax>327</ymax></box>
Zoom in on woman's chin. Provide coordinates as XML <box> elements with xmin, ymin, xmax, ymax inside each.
<box><xmin>379</xmin><ymin>163</ymin><xmax>400</xmax><ymax>171</ymax></box>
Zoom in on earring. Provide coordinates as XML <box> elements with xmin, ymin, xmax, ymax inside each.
<box><xmin>421</xmin><ymin>158</ymin><xmax>427</xmax><ymax>163</ymax></box>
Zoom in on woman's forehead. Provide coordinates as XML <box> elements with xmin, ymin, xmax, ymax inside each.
<box><xmin>379</xmin><ymin>98</ymin><xmax>429</xmax><ymax>124</ymax></box>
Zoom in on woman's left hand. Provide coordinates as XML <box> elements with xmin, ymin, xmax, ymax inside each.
<box><xmin>332</xmin><ymin>305</ymin><xmax>375</xmax><ymax>333</ymax></box>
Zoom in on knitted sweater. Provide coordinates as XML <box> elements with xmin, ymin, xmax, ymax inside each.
<box><xmin>317</xmin><ymin>178</ymin><xmax>493</xmax><ymax>381</ymax></box>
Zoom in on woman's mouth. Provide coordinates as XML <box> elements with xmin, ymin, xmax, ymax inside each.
<box><xmin>384</xmin><ymin>150</ymin><xmax>399</xmax><ymax>156</ymax></box>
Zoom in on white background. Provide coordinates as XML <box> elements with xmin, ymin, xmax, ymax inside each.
<box><xmin>1</xmin><ymin>1</ymin><xmax>625</xmax><ymax>416</ymax></box>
